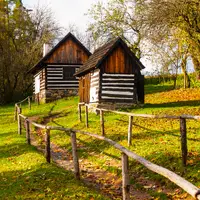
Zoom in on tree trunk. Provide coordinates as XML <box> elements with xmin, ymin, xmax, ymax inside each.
<box><xmin>181</xmin><ymin>55</ymin><xmax>190</xmax><ymax>89</ymax></box>
<box><xmin>191</xmin><ymin>55</ymin><xmax>200</xmax><ymax>80</ymax></box>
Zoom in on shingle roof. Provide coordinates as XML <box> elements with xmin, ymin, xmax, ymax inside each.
<box><xmin>28</xmin><ymin>32</ymin><xmax>91</xmax><ymax>74</ymax></box>
<box><xmin>74</xmin><ymin>37</ymin><xmax>145</xmax><ymax>77</ymax></box>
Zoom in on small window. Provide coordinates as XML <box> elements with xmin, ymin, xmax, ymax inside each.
<box><xmin>63</xmin><ymin>67</ymin><xmax>75</xmax><ymax>79</ymax></box>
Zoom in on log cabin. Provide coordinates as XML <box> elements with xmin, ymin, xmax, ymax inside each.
<box><xmin>75</xmin><ymin>37</ymin><xmax>145</xmax><ymax>108</ymax></box>
<box><xmin>28</xmin><ymin>32</ymin><xmax>91</xmax><ymax>103</ymax></box>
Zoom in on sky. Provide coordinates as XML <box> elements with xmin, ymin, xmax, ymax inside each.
<box><xmin>22</xmin><ymin>0</ymin><xmax>108</xmax><ymax>33</ymax></box>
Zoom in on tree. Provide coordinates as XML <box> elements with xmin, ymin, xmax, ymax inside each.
<box><xmin>87</xmin><ymin>0</ymin><xmax>143</xmax><ymax>58</ymax></box>
<box><xmin>0</xmin><ymin>0</ymin><xmax>61</xmax><ymax>104</ymax></box>
<box><xmin>137</xmin><ymin>0</ymin><xmax>200</xmax><ymax>80</ymax></box>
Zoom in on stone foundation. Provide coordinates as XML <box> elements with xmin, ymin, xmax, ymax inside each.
<box><xmin>87</xmin><ymin>102</ymin><xmax>142</xmax><ymax>113</ymax></box>
<box><xmin>46</xmin><ymin>89</ymin><xmax>78</xmax><ymax>103</ymax></box>
<box><xmin>35</xmin><ymin>89</ymin><xmax>78</xmax><ymax>103</ymax></box>
<box><xmin>34</xmin><ymin>89</ymin><xmax>46</xmax><ymax>104</ymax></box>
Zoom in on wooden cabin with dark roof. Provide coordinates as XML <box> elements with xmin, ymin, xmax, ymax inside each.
<box><xmin>75</xmin><ymin>37</ymin><xmax>145</xmax><ymax>107</ymax></box>
<box><xmin>29</xmin><ymin>32</ymin><xmax>91</xmax><ymax>103</ymax></box>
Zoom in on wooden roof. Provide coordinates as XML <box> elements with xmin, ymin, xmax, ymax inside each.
<box><xmin>74</xmin><ymin>37</ymin><xmax>145</xmax><ymax>77</ymax></box>
<box><xmin>28</xmin><ymin>32</ymin><xmax>91</xmax><ymax>74</ymax></box>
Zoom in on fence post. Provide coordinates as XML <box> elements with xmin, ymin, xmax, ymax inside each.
<box><xmin>37</xmin><ymin>94</ymin><xmax>39</xmax><ymax>105</ymax></box>
<box><xmin>17</xmin><ymin>107</ymin><xmax>22</xmax><ymax>135</ymax></box>
<box><xmin>45</xmin><ymin>129</ymin><xmax>51</xmax><ymax>163</ymax></box>
<box><xmin>71</xmin><ymin>131</ymin><xmax>80</xmax><ymax>180</ymax></box>
<box><xmin>122</xmin><ymin>153</ymin><xmax>130</xmax><ymax>200</ymax></box>
<box><xmin>128</xmin><ymin>116</ymin><xmax>133</xmax><ymax>146</ymax></box>
<box><xmin>28</xmin><ymin>96</ymin><xmax>31</xmax><ymax>110</ymax></box>
<box><xmin>14</xmin><ymin>104</ymin><xmax>17</xmax><ymax>121</ymax></box>
<box><xmin>100</xmin><ymin>110</ymin><xmax>105</xmax><ymax>136</ymax></box>
<box><xmin>78</xmin><ymin>104</ymin><xmax>82</xmax><ymax>122</ymax></box>
<box><xmin>85</xmin><ymin>105</ymin><xmax>88</xmax><ymax>128</ymax></box>
<box><xmin>180</xmin><ymin>117</ymin><xmax>187</xmax><ymax>167</ymax></box>
<box><xmin>25</xmin><ymin>119</ymin><xmax>31</xmax><ymax>145</ymax></box>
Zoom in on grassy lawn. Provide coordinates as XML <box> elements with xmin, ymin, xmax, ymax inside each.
<box><xmin>20</xmin><ymin>84</ymin><xmax>200</xmax><ymax>199</ymax></box>
<box><xmin>0</xmin><ymin>105</ymin><xmax>108</xmax><ymax>199</ymax></box>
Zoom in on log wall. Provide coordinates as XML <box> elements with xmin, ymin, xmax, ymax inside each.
<box><xmin>46</xmin><ymin>65</ymin><xmax>79</xmax><ymax>90</ymax></box>
<box><xmin>102</xmin><ymin>45</ymin><xmax>138</xmax><ymax>74</ymax></box>
<box><xmin>101</xmin><ymin>73</ymin><xmax>136</xmax><ymax>103</ymax></box>
<box><xmin>45</xmin><ymin>37</ymin><xmax>89</xmax><ymax>64</ymax></box>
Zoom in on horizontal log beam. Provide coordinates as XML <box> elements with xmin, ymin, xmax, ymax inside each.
<box><xmin>102</xmin><ymin>80</ymin><xmax>135</xmax><ymax>83</ymax></box>
<box><xmin>102</xmin><ymin>93</ymin><xmax>134</xmax><ymax>98</ymax></box>
<box><xmin>102</xmin><ymin>74</ymin><xmax>135</xmax><ymax>78</ymax></box>
<box><xmin>102</xmin><ymin>88</ymin><xmax>134</xmax><ymax>93</ymax></box>
<box><xmin>93</xmin><ymin>107</ymin><xmax>200</xmax><ymax>120</ymax></box>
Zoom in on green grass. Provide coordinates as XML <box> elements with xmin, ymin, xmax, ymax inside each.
<box><xmin>6</xmin><ymin>84</ymin><xmax>200</xmax><ymax>199</ymax></box>
<box><xmin>0</xmin><ymin>105</ymin><xmax>108</xmax><ymax>199</ymax></box>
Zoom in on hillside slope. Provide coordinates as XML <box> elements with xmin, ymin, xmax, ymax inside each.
<box><xmin>20</xmin><ymin>84</ymin><xmax>200</xmax><ymax>199</ymax></box>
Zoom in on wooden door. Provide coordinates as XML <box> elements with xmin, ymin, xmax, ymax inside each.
<box><xmin>79</xmin><ymin>74</ymin><xmax>90</xmax><ymax>103</ymax></box>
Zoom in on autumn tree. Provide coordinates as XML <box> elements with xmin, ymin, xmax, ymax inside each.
<box><xmin>87</xmin><ymin>0</ymin><xmax>142</xmax><ymax>58</ymax></box>
<box><xmin>0</xmin><ymin>0</ymin><xmax>61</xmax><ymax>104</ymax></box>
<box><xmin>137</xmin><ymin>0</ymin><xmax>200</xmax><ymax>81</ymax></box>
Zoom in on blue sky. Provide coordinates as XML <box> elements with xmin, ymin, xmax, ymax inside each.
<box><xmin>23</xmin><ymin>0</ymin><xmax>108</xmax><ymax>32</ymax></box>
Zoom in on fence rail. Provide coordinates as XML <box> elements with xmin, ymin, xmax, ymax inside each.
<box><xmin>79</xmin><ymin>103</ymin><xmax>200</xmax><ymax>167</ymax></box>
<box><xmin>15</xmin><ymin>104</ymin><xmax>200</xmax><ymax>200</ymax></box>
<box><xmin>14</xmin><ymin>96</ymin><xmax>32</xmax><ymax>121</ymax></box>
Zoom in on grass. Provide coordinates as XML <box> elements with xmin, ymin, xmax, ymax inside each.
<box><xmin>0</xmin><ymin>105</ymin><xmax>108</xmax><ymax>199</ymax></box>
<box><xmin>3</xmin><ymin>83</ymin><xmax>200</xmax><ymax>199</ymax></box>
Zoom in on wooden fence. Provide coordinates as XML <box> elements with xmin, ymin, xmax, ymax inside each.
<box><xmin>15</xmin><ymin>102</ymin><xmax>200</xmax><ymax>200</ymax></box>
<box><xmin>78</xmin><ymin>103</ymin><xmax>200</xmax><ymax>167</ymax></box>
<box><xmin>14</xmin><ymin>96</ymin><xmax>32</xmax><ymax>121</ymax></box>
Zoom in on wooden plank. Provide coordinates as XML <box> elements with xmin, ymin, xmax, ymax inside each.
<box><xmin>47</xmin><ymin>64</ymin><xmax>82</xmax><ymax>67</ymax></box>
<box><xmin>91</xmin><ymin>74</ymin><xmax>99</xmax><ymax>80</ymax></box>
<box><xmin>47</xmin><ymin>77</ymin><xmax>63</xmax><ymax>80</ymax></box>
<box><xmin>102</xmin><ymin>88</ymin><xmax>134</xmax><ymax>92</ymax></box>
<box><xmin>122</xmin><ymin>153</ymin><xmax>130</xmax><ymax>200</ymax></box>
<box><xmin>102</xmin><ymin>80</ymin><xmax>135</xmax><ymax>84</ymax></box>
<box><xmin>180</xmin><ymin>118</ymin><xmax>187</xmax><ymax>167</ymax></box>
<box><xmin>91</xmin><ymin>78</ymin><xmax>99</xmax><ymax>83</ymax></box>
<box><xmin>128</xmin><ymin>116</ymin><xmax>133</xmax><ymax>146</ymax></box>
<box><xmin>47</xmin><ymin>87</ymin><xmax>78</xmax><ymax>90</ymax></box>
<box><xmin>102</xmin><ymin>93</ymin><xmax>133</xmax><ymax>98</ymax></box>
<box><xmin>101</xmin><ymin>99</ymin><xmax>134</xmax><ymax>103</ymax></box>
<box><xmin>48</xmin><ymin>80</ymin><xmax>78</xmax><ymax>83</ymax></box>
<box><xmin>102</xmin><ymin>74</ymin><xmax>135</xmax><ymax>78</ymax></box>
<box><xmin>90</xmin><ymin>82</ymin><xmax>99</xmax><ymax>88</ymax></box>
<box><xmin>47</xmin><ymin>74</ymin><xmax>63</xmax><ymax>77</ymax></box>
<box><xmin>71</xmin><ymin>131</ymin><xmax>80</xmax><ymax>180</ymax></box>
<box><xmin>102</xmin><ymin>83</ymin><xmax>134</xmax><ymax>86</ymax></box>
<box><xmin>45</xmin><ymin>129</ymin><xmax>51</xmax><ymax>163</ymax></box>
<box><xmin>47</xmin><ymin>84</ymin><xmax>78</xmax><ymax>87</ymax></box>
<box><xmin>95</xmin><ymin>107</ymin><xmax>200</xmax><ymax>120</ymax></box>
